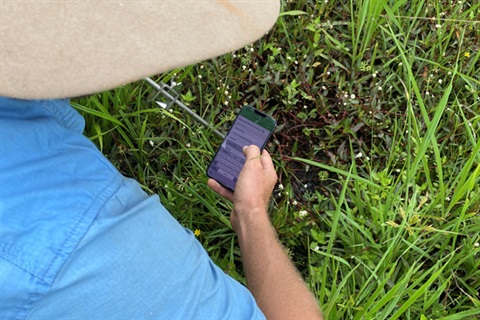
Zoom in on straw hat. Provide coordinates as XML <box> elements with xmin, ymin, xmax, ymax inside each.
<box><xmin>0</xmin><ymin>1</ymin><xmax>280</xmax><ymax>99</ymax></box>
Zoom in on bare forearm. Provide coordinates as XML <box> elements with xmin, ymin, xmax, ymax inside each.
<box><xmin>236</xmin><ymin>210</ymin><xmax>323</xmax><ymax>320</ymax></box>
<box><xmin>207</xmin><ymin>147</ymin><xmax>321</xmax><ymax>319</ymax></box>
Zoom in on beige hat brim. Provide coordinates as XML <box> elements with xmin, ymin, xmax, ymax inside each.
<box><xmin>0</xmin><ymin>0</ymin><xmax>279</xmax><ymax>99</ymax></box>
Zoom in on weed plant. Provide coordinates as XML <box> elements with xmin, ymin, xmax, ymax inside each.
<box><xmin>74</xmin><ymin>0</ymin><xmax>480</xmax><ymax>318</ymax></box>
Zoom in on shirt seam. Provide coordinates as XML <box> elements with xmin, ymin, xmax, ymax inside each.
<box><xmin>18</xmin><ymin>173</ymin><xmax>124</xmax><ymax>320</ymax></box>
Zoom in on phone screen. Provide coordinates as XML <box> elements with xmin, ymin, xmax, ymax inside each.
<box><xmin>207</xmin><ymin>106</ymin><xmax>276</xmax><ymax>191</ymax></box>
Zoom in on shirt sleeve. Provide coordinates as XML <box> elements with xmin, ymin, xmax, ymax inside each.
<box><xmin>27</xmin><ymin>177</ymin><xmax>266</xmax><ymax>320</ymax></box>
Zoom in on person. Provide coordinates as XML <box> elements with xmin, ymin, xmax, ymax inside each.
<box><xmin>0</xmin><ymin>1</ymin><xmax>322</xmax><ymax>319</ymax></box>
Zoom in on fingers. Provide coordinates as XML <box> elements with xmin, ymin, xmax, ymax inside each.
<box><xmin>207</xmin><ymin>179</ymin><xmax>234</xmax><ymax>202</ymax></box>
<box><xmin>243</xmin><ymin>145</ymin><xmax>275</xmax><ymax>171</ymax></box>
<box><xmin>260</xmin><ymin>149</ymin><xmax>275</xmax><ymax>171</ymax></box>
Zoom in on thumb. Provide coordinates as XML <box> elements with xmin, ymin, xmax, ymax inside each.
<box><xmin>243</xmin><ymin>145</ymin><xmax>261</xmax><ymax>159</ymax></box>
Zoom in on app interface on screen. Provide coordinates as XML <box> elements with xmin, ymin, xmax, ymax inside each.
<box><xmin>209</xmin><ymin>115</ymin><xmax>271</xmax><ymax>190</ymax></box>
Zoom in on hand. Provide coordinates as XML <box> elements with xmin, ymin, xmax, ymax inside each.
<box><xmin>208</xmin><ymin>145</ymin><xmax>278</xmax><ymax>231</ymax></box>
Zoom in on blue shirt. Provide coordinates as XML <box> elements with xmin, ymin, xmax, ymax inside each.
<box><xmin>0</xmin><ymin>97</ymin><xmax>265</xmax><ymax>319</ymax></box>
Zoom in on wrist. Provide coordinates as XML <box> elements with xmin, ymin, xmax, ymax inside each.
<box><xmin>232</xmin><ymin>207</ymin><xmax>275</xmax><ymax>240</ymax></box>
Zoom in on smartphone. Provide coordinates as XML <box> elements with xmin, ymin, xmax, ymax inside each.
<box><xmin>207</xmin><ymin>105</ymin><xmax>276</xmax><ymax>191</ymax></box>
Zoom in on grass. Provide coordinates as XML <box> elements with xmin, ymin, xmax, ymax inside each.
<box><xmin>73</xmin><ymin>0</ymin><xmax>479</xmax><ymax>318</ymax></box>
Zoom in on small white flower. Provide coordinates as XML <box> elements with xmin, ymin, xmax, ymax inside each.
<box><xmin>278</xmin><ymin>184</ymin><xmax>284</xmax><ymax>190</ymax></box>
<box><xmin>435</xmin><ymin>24</ymin><xmax>442</xmax><ymax>28</ymax></box>
<box><xmin>355</xmin><ymin>152</ymin><xmax>363</xmax><ymax>159</ymax></box>
<box><xmin>372</xmin><ymin>73</ymin><xmax>377</xmax><ymax>78</ymax></box>
<box><xmin>350</xmin><ymin>94</ymin><xmax>356</xmax><ymax>99</ymax></box>
<box><xmin>149</xmin><ymin>140</ymin><xmax>154</xmax><ymax>147</ymax></box>
<box><xmin>224</xmin><ymin>101</ymin><xmax>229</xmax><ymax>105</ymax></box>
<box><xmin>186</xmin><ymin>143</ymin><xmax>191</xmax><ymax>148</ymax></box>
<box><xmin>299</xmin><ymin>210</ymin><xmax>308</xmax><ymax>218</ymax></box>
<box><xmin>474</xmin><ymin>242</ymin><xmax>479</xmax><ymax>247</ymax></box>
<box><xmin>292</xmin><ymin>200</ymin><xmax>298</xmax><ymax>205</ymax></box>
<box><xmin>198</xmin><ymin>75</ymin><xmax>202</xmax><ymax>79</ymax></box>
<box><xmin>250</xmin><ymin>47</ymin><xmax>254</xmax><ymax>52</ymax></box>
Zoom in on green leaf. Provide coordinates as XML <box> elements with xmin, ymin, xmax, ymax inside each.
<box><xmin>279</xmin><ymin>10</ymin><xmax>307</xmax><ymax>17</ymax></box>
